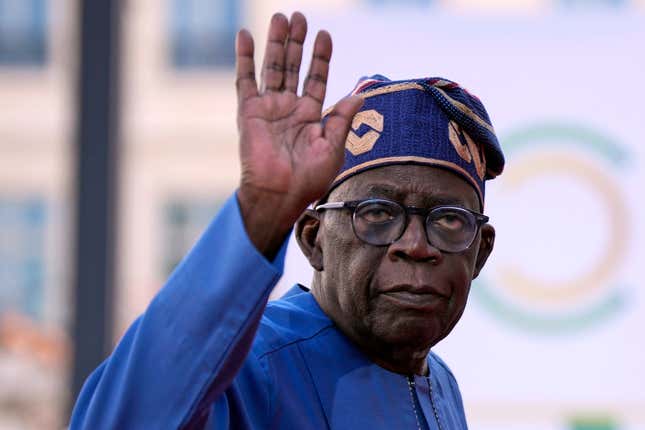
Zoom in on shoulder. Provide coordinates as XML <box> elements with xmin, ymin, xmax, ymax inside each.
<box><xmin>252</xmin><ymin>288</ymin><xmax>334</xmax><ymax>359</ymax></box>
<box><xmin>428</xmin><ymin>351</ymin><xmax>459</xmax><ymax>383</ymax></box>
<box><xmin>429</xmin><ymin>352</ymin><xmax>469</xmax><ymax>427</ymax></box>
<box><xmin>428</xmin><ymin>351</ymin><xmax>466</xmax><ymax>409</ymax></box>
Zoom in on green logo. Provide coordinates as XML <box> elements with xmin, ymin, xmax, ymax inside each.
<box><xmin>473</xmin><ymin>122</ymin><xmax>631</xmax><ymax>333</ymax></box>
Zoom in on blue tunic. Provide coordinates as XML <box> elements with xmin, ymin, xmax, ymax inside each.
<box><xmin>70</xmin><ymin>194</ymin><xmax>468</xmax><ymax>429</ymax></box>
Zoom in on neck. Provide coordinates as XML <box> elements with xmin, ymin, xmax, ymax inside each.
<box><xmin>310</xmin><ymin>280</ymin><xmax>431</xmax><ymax>376</ymax></box>
<box><xmin>364</xmin><ymin>342</ymin><xmax>430</xmax><ymax>376</ymax></box>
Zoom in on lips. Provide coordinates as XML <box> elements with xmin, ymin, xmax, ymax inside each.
<box><xmin>383</xmin><ymin>283</ymin><xmax>448</xmax><ymax>297</ymax></box>
<box><xmin>380</xmin><ymin>284</ymin><xmax>449</xmax><ymax>311</ymax></box>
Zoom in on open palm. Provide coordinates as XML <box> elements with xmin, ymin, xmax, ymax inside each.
<box><xmin>235</xmin><ymin>13</ymin><xmax>363</xmax><ymax>255</ymax></box>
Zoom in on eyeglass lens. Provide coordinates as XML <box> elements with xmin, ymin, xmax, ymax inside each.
<box><xmin>352</xmin><ymin>200</ymin><xmax>479</xmax><ymax>252</ymax></box>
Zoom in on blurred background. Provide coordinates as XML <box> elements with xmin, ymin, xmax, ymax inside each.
<box><xmin>0</xmin><ymin>0</ymin><xmax>643</xmax><ymax>429</ymax></box>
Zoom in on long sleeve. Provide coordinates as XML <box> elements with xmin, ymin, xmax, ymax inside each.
<box><xmin>69</xmin><ymin>193</ymin><xmax>289</xmax><ymax>429</ymax></box>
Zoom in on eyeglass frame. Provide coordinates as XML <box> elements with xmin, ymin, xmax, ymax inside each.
<box><xmin>314</xmin><ymin>198</ymin><xmax>489</xmax><ymax>253</ymax></box>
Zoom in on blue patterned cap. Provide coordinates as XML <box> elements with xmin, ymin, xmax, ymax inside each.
<box><xmin>323</xmin><ymin>75</ymin><xmax>505</xmax><ymax>207</ymax></box>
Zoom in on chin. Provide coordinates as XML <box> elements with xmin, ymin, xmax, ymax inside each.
<box><xmin>372</xmin><ymin>314</ymin><xmax>447</xmax><ymax>348</ymax></box>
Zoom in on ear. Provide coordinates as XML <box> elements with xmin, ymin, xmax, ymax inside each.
<box><xmin>295</xmin><ymin>209</ymin><xmax>324</xmax><ymax>271</ymax></box>
<box><xmin>473</xmin><ymin>223</ymin><xmax>495</xmax><ymax>279</ymax></box>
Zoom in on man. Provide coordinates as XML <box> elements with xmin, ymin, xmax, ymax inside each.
<box><xmin>71</xmin><ymin>11</ymin><xmax>504</xmax><ymax>430</ymax></box>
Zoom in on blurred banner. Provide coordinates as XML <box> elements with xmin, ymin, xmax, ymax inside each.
<box><xmin>276</xmin><ymin>9</ymin><xmax>645</xmax><ymax>430</ymax></box>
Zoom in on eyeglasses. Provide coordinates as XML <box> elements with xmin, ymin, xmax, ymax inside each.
<box><xmin>315</xmin><ymin>198</ymin><xmax>489</xmax><ymax>253</ymax></box>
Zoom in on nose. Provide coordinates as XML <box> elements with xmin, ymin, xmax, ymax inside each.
<box><xmin>387</xmin><ymin>215</ymin><xmax>442</xmax><ymax>263</ymax></box>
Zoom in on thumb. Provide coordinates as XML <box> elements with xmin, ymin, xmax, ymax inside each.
<box><xmin>323</xmin><ymin>95</ymin><xmax>364</xmax><ymax>151</ymax></box>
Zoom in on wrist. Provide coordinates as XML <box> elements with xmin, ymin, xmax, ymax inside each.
<box><xmin>236</xmin><ymin>187</ymin><xmax>301</xmax><ymax>260</ymax></box>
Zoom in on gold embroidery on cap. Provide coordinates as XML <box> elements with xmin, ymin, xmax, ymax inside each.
<box><xmin>448</xmin><ymin>121</ymin><xmax>472</xmax><ymax>163</ymax></box>
<box><xmin>448</xmin><ymin>120</ymin><xmax>487</xmax><ymax>180</ymax></box>
<box><xmin>345</xmin><ymin>109</ymin><xmax>384</xmax><ymax>156</ymax></box>
<box><xmin>356</xmin><ymin>82</ymin><xmax>425</xmax><ymax>100</ymax></box>
<box><xmin>471</xmin><ymin>138</ymin><xmax>486</xmax><ymax>180</ymax></box>
<box><xmin>321</xmin><ymin>83</ymin><xmax>424</xmax><ymax>118</ymax></box>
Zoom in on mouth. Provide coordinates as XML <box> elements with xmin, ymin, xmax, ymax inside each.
<box><xmin>380</xmin><ymin>285</ymin><xmax>448</xmax><ymax>311</ymax></box>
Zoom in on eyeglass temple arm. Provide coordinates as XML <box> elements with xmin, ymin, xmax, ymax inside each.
<box><xmin>314</xmin><ymin>201</ymin><xmax>347</xmax><ymax>211</ymax></box>
<box><xmin>476</xmin><ymin>214</ymin><xmax>489</xmax><ymax>223</ymax></box>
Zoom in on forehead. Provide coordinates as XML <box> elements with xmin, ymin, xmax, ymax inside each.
<box><xmin>329</xmin><ymin>164</ymin><xmax>480</xmax><ymax>210</ymax></box>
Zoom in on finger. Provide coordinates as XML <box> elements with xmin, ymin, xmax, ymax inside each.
<box><xmin>303</xmin><ymin>30</ymin><xmax>332</xmax><ymax>105</ymax></box>
<box><xmin>283</xmin><ymin>12</ymin><xmax>307</xmax><ymax>93</ymax></box>
<box><xmin>235</xmin><ymin>29</ymin><xmax>258</xmax><ymax>102</ymax></box>
<box><xmin>323</xmin><ymin>95</ymin><xmax>364</xmax><ymax>150</ymax></box>
<box><xmin>260</xmin><ymin>13</ymin><xmax>289</xmax><ymax>92</ymax></box>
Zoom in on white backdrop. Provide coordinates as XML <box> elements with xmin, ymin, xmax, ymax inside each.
<box><xmin>273</xmin><ymin>8</ymin><xmax>645</xmax><ymax>430</ymax></box>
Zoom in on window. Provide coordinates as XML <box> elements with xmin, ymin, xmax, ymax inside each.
<box><xmin>0</xmin><ymin>198</ymin><xmax>46</xmax><ymax>319</ymax></box>
<box><xmin>169</xmin><ymin>0</ymin><xmax>240</xmax><ymax>69</ymax></box>
<box><xmin>162</xmin><ymin>198</ymin><xmax>222</xmax><ymax>276</ymax></box>
<box><xmin>0</xmin><ymin>0</ymin><xmax>47</xmax><ymax>65</ymax></box>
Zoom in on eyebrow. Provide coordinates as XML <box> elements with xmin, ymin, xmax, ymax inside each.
<box><xmin>362</xmin><ymin>183</ymin><xmax>399</xmax><ymax>198</ymax></box>
<box><xmin>424</xmin><ymin>196</ymin><xmax>470</xmax><ymax>207</ymax></box>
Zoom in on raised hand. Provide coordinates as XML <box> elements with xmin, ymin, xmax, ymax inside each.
<box><xmin>235</xmin><ymin>12</ymin><xmax>363</xmax><ymax>257</ymax></box>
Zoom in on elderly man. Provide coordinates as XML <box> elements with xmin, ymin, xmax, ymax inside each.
<box><xmin>71</xmin><ymin>12</ymin><xmax>504</xmax><ymax>430</ymax></box>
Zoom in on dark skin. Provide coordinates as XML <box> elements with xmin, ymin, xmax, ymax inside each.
<box><xmin>296</xmin><ymin>165</ymin><xmax>495</xmax><ymax>375</ymax></box>
<box><xmin>235</xmin><ymin>13</ymin><xmax>494</xmax><ymax>375</ymax></box>
<box><xmin>235</xmin><ymin>12</ymin><xmax>363</xmax><ymax>258</ymax></box>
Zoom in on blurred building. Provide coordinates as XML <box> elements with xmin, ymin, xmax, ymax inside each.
<box><xmin>0</xmin><ymin>0</ymin><xmax>75</xmax><ymax>427</ymax></box>
<box><xmin>0</xmin><ymin>0</ymin><xmax>642</xmax><ymax>428</ymax></box>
